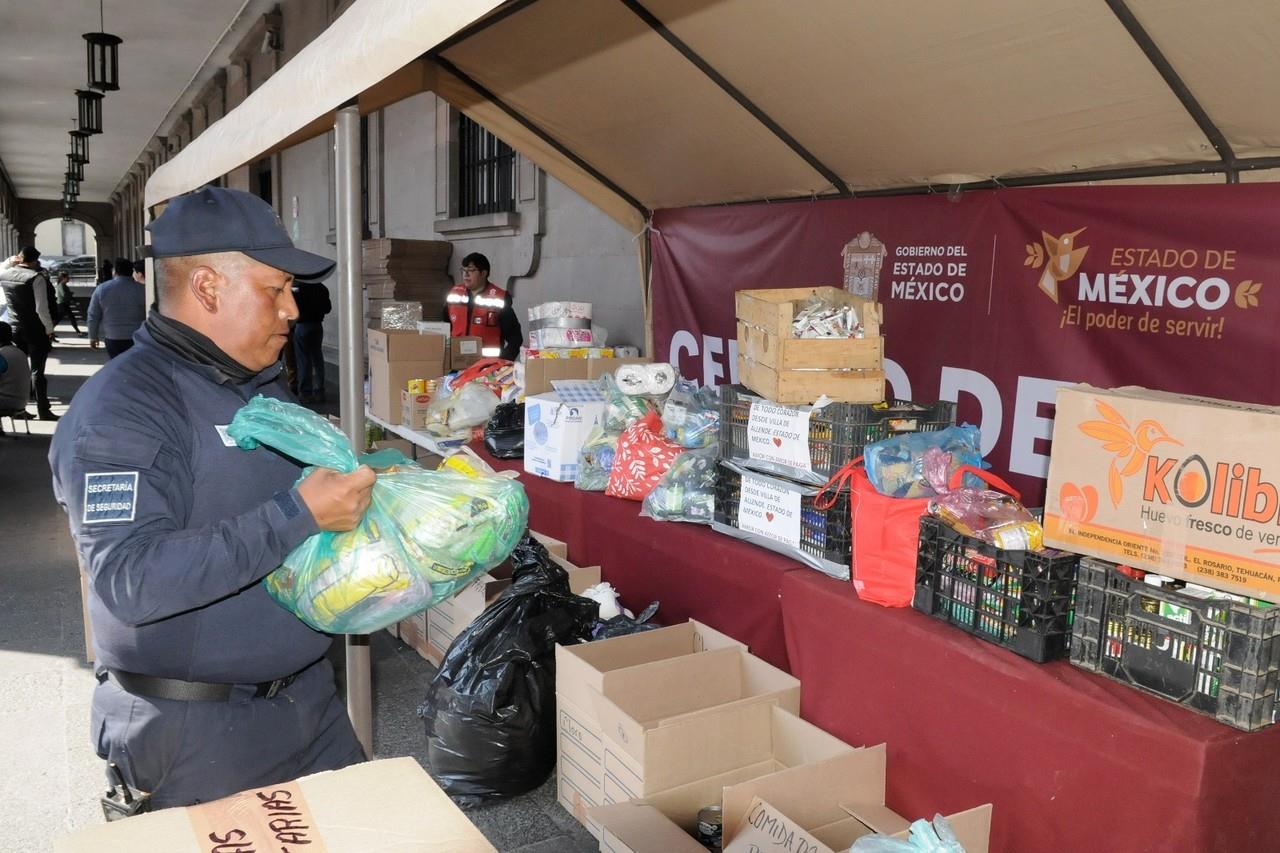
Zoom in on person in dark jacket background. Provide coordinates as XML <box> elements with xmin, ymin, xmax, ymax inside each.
<box><xmin>292</xmin><ymin>280</ymin><xmax>331</xmax><ymax>403</ymax></box>
<box><xmin>0</xmin><ymin>246</ymin><xmax>57</xmax><ymax>419</ymax></box>
<box><xmin>49</xmin><ymin>187</ymin><xmax>375</xmax><ymax>810</ymax></box>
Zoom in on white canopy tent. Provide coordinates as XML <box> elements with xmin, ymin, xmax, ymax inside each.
<box><xmin>145</xmin><ymin>0</ymin><xmax>1280</xmax><ymax>749</ymax></box>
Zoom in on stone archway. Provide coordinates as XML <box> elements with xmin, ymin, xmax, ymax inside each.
<box><xmin>14</xmin><ymin>199</ymin><xmax>115</xmax><ymax>256</ymax></box>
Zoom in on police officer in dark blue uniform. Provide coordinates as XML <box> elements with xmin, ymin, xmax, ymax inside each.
<box><xmin>49</xmin><ymin>186</ymin><xmax>377</xmax><ymax>809</ymax></box>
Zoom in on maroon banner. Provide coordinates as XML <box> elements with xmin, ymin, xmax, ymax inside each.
<box><xmin>651</xmin><ymin>183</ymin><xmax>1280</xmax><ymax>501</ymax></box>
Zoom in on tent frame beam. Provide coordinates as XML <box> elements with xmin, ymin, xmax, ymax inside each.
<box><xmin>1105</xmin><ymin>0</ymin><xmax>1239</xmax><ymax>183</ymax></box>
<box><xmin>618</xmin><ymin>0</ymin><xmax>852</xmax><ymax>198</ymax></box>
<box><xmin>709</xmin><ymin>155</ymin><xmax>1280</xmax><ymax>206</ymax></box>
<box><xmin>431</xmin><ymin>54</ymin><xmax>651</xmax><ymax>220</ymax></box>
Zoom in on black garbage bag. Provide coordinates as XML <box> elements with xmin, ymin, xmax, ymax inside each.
<box><xmin>593</xmin><ymin>601</ymin><xmax>661</xmax><ymax>640</ymax></box>
<box><xmin>417</xmin><ymin>534</ymin><xmax>598</xmax><ymax>805</ymax></box>
<box><xmin>484</xmin><ymin>402</ymin><xmax>525</xmax><ymax>459</ymax></box>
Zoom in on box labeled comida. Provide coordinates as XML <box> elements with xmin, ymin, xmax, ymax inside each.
<box><xmin>591</xmin><ymin>746</ymin><xmax>992</xmax><ymax>853</ymax></box>
<box><xmin>55</xmin><ymin>758</ymin><xmax>494</xmax><ymax>852</ymax></box>
<box><xmin>555</xmin><ymin>620</ymin><xmax>744</xmax><ymax>837</ymax></box>
<box><xmin>1045</xmin><ymin>385</ymin><xmax>1280</xmax><ymax>603</ymax></box>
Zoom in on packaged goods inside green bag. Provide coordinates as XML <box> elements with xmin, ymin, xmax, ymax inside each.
<box><xmin>228</xmin><ymin>396</ymin><xmax>528</xmax><ymax>633</ymax></box>
<box><xmin>641</xmin><ymin>446</ymin><xmax>716</xmax><ymax>523</ymax></box>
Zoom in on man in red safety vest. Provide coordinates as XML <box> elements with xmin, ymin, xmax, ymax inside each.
<box><xmin>443</xmin><ymin>252</ymin><xmax>522</xmax><ymax>360</ymax></box>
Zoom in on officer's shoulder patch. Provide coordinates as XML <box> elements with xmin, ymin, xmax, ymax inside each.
<box><xmin>83</xmin><ymin>472</ymin><xmax>139</xmax><ymax>524</ymax></box>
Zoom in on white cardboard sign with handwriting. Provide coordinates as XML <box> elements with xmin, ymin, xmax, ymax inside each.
<box><xmin>738</xmin><ymin>472</ymin><xmax>803</xmax><ymax>548</ymax></box>
<box><xmin>747</xmin><ymin>400</ymin><xmax>813</xmax><ymax>473</ymax></box>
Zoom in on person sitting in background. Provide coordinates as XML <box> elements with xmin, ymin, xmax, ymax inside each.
<box><xmin>443</xmin><ymin>252</ymin><xmax>522</xmax><ymax>360</ymax></box>
<box><xmin>292</xmin><ymin>280</ymin><xmax>331</xmax><ymax>404</ymax></box>
<box><xmin>55</xmin><ymin>270</ymin><xmax>83</xmax><ymax>336</ymax></box>
<box><xmin>0</xmin><ymin>321</ymin><xmax>32</xmax><ymax>428</ymax></box>
<box><xmin>88</xmin><ymin>257</ymin><xmax>147</xmax><ymax>358</ymax></box>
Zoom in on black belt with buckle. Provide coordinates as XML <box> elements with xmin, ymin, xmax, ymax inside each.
<box><xmin>98</xmin><ymin>659</ymin><xmax>320</xmax><ymax>702</ymax></box>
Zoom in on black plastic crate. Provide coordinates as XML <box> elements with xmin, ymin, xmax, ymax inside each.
<box><xmin>1070</xmin><ymin>557</ymin><xmax>1280</xmax><ymax>731</ymax></box>
<box><xmin>713</xmin><ymin>461</ymin><xmax>850</xmax><ymax>576</ymax></box>
<box><xmin>914</xmin><ymin>515</ymin><xmax>1079</xmax><ymax>663</ymax></box>
<box><xmin>718</xmin><ymin>384</ymin><xmax>955</xmax><ymax>484</ymax></box>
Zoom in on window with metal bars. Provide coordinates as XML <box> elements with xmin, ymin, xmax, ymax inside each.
<box><xmin>458</xmin><ymin>115</ymin><xmax>516</xmax><ymax>217</ymax></box>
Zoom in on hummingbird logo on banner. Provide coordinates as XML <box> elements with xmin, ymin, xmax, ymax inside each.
<box><xmin>1024</xmin><ymin>227</ymin><xmax>1089</xmax><ymax>303</ymax></box>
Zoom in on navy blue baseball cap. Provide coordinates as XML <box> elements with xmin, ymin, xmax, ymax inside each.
<box><xmin>146</xmin><ymin>186</ymin><xmax>335</xmax><ymax>281</ymax></box>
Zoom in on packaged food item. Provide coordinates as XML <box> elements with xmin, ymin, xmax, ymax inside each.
<box><xmin>606</xmin><ymin>412</ymin><xmax>684</xmax><ymax>501</ymax></box>
<box><xmin>865</xmin><ymin>425</ymin><xmax>986</xmax><ymax>498</ymax></box>
<box><xmin>929</xmin><ymin>488</ymin><xmax>1044</xmax><ymax>551</ymax></box>
<box><xmin>661</xmin><ymin>379</ymin><xmax>719</xmax><ymax>449</ymax></box>
<box><xmin>791</xmin><ymin>292</ymin><xmax>865</xmax><ymax>339</ymax></box>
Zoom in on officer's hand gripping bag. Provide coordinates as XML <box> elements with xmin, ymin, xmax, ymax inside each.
<box><xmin>417</xmin><ymin>535</ymin><xmax>598</xmax><ymax>806</ymax></box>
<box><xmin>228</xmin><ymin>396</ymin><xmax>529</xmax><ymax>634</ymax></box>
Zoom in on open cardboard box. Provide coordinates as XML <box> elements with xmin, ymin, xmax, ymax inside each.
<box><xmin>592</xmin><ymin>746</ymin><xmax>991</xmax><ymax>853</ymax></box>
<box><xmin>55</xmin><ymin>758</ymin><xmax>495</xmax><ymax>852</ymax></box>
<box><xmin>590</xmin><ymin>646</ymin><xmax>802</xmax><ymax>801</ymax></box>
<box><xmin>608</xmin><ymin>703</ymin><xmax>855</xmax><ymax>823</ymax></box>
<box><xmin>555</xmin><ymin>620</ymin><xmax>746</xmax><ymax>836</ymax></box>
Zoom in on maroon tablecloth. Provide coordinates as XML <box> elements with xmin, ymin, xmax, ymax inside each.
<box><xmin>481</xmin><ymin>445</ymin><xmax>1280</xmax><ymax>851</ymax></box>
<box><xmin>779</xmin><ymin>569</ymin><xmax>1280</xmax><ymax>853</ymax></box>
<box><xmin>481</xmin><ymin>447</ymin><xmax>795</xmax><ymax>670</ymax></box>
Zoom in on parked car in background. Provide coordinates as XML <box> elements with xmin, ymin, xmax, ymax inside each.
<box><xmin>49</xmin><ymin>254</ymin><xmax>98</xmax><ymax>282</ymax></box>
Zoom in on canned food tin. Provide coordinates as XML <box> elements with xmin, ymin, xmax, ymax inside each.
<box><xmin>407</xmin><ymin>378</ymin><xmax>426</xmax><ymax>394</ymax></box>
<box><xmin>696</xmin><ymin>804</ymin><xmax>722</xmax><ymax>851</ymax></box>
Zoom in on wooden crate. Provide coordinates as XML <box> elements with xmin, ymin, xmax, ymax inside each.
<box><xmin>736</xmin><ymin>355</ymin><xmax>884</xmax><ymax>404</ymax></box>
<box><xmin>735</xmin><ymin>285</ymin><xmax>885</xmax><ymax>404</ymax></box>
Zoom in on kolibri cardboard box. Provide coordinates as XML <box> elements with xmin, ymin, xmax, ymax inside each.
<box><xmin>524</xmin><ymin>393</ymin><xmax>606</xmax><ymax>482</ymax></box>
<box><xmin>1044</xmin><ymin>385</ymin><xmax>1280</xmax><ymax>603</ymax></box>
<box><xmin>367</xmin><ymin>327</ymin><xmax>445</xmax><ymax>424</ymax></box>
<box><xmin>590</xmin><ymin>746</ymin><xmax>992</xmax><ymax>853</ymax></box>
<box><xmin>555</xmin><ymin>620</ymin><xmax>745</xmax><ymax>836</ymax></box>
<box><xmin>589</xmin><ymin>646</ymin><xmax>801</xmax><ymax>803</ymax></box>
<box><xmin>54</xmin><ymin>757</ymin><xmax>495</xmax><ymax>853</ymax></box>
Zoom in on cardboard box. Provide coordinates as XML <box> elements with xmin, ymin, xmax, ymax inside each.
<box><xmin>611</xmin><ymin>703</ymin><xmax>855</xmax><ymax>828</ymax></box>
<box><xmin>401</xmin><ymin>389</ymin><xmax>433</xmax><ymax>430</ymax></box>
<box><xmin>555</xmin><ymin>620</ymin><xmax>746</xmax><ymax>835</ymax></box>
<box><xmin>367</xmin><ymin>327</ymin><xmax>446</xmax><ymax>424</ymax></box>
<box><xmin>1044</xmin><ymin>385</ymin><xmax>1280</xmax><ymax>603</ymax></box>
<box><xmin>522</xmin><ymin>356</ymin><xmax>650</xmax><ymax>396</ymax></box>
<box><xmin>589</xmin><ymin>649</ymin><xmax>802</xmax><ymax>802</ymax></box>
<box><xmin>369</xmin><ymin>326</ymin><xmax>447</xmax><ymax>362</ymax></box>
<box><xmin>55</xmin><ymin>757</ymin><xmax>495</xmax><ymax>852</ymax></box>
<box><xmin>524</xmin><ymin>393</ymin><xmax>605</xmax><ymax>482</ymax></box>
<box><xmin>451</xmin><ymin>335</ymin><xmax>484</xmax><ymax>370</ymax></box>
<box><xmin>591</xmin><ymin>746</ymin><xmax>992</xmax><ymax>853</ymax></box>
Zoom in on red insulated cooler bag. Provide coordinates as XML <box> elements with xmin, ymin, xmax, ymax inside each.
<box><xmin>816</xmin><ymin>458</ymin><xmax>1016</xmax><ymax>607</ymax></box>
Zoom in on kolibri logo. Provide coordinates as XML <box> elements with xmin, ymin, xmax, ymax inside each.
<box><xmin>1024</xmin><ymin>227</ymin><xmax>1264</xmax><ymax>312</ymax></box>
<box><xmin>1060</xmin><ymin>398</ymin><xmax>1280</xmax><ymax>530</ymax></box>
<box><xmin>1143</xmin><ymin>455</ymin><xmax>1280</xmax><ymax>525</ymax></box>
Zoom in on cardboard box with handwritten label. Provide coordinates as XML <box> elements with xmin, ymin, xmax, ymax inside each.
<box><xmin>54</xmin><ymin>758</ymin><xmax>494</xmax><ymax>853</ymax></box>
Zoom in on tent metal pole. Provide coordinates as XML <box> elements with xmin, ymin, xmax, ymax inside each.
<box><xmin>335</xmin><ymin>103</ymin><xmax>374</xmax><ymax>756</ymax></box>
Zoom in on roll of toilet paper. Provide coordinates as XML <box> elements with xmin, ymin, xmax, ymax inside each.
<box><xmin>644</xmin><ymin>363</ymin><xmax>677</xmax><ymax>396</ymax></box>
<box><xmin>614</xmin><ymin>364</ymin><xmax>649</xmax><ymax>396</ymax></box>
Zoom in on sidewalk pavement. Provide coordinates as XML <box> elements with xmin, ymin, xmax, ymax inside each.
<box><xmin>0</xmin><ymin>322</ymin><xmax>594</xmax><ymax>853</ymax></box>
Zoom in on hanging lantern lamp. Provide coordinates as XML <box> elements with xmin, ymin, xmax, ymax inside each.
<box><xmin>83</xmin><ymin>1</ymin><xmax>122</xmax><ymax>92</ymax></box>
<box><xmin>67</xmin><ymin>154</ymin><xmax>84</xmax><ymax>182</ymax></box>
<box><xmin>70</xmin><ymin>129</ymin><xmax>90</xmax><ymax>164</ymax></box>
<box><xmin>77</xmin><ymin>90</ymin><xmax>104</xmax><ymax>135</ymax></box>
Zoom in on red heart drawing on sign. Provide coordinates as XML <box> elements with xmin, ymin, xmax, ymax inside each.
<box><xmin>772</xmin><ymin>437</ymin><xmax>783</xmax><ymax>447</ymax></box>
<box><xmin>766</xmin><ymin>512</ymin><xmax>775</xmax><ymax>522</ymax></box>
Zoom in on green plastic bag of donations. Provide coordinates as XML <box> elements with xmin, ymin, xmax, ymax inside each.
<box><xmin>228</xmin><ymin>396</ymin><xmax>528</xmax><ymax>634</ymax></box>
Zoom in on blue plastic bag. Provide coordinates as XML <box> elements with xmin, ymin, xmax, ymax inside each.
<box><xmin>849</xmin><ymin>814</ymin><xmax>966</xmax><ymax>852</ymax></box>
<box><xmin>864</xmin><ymin>424</ymin><xmax>986</xmax><ymax>498</ymax></box>
<box><xmin>228</xmin><ymin>396</ymin><xmax>528</xmax><ymax>634</ymax></box>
